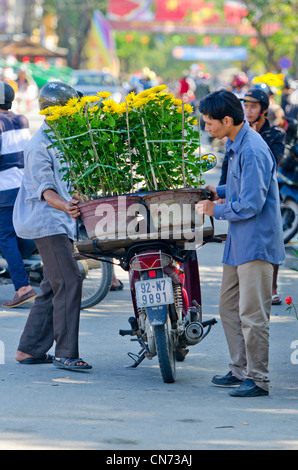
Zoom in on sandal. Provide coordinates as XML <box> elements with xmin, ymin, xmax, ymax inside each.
<box><xmin>110</xmin><ymin>280</ymin><xmax>124</xmax><ymax>291</ymax></box>
<box><xmin>272</xmin><ymin>295</ymin><xmax>282</xmax><ymax>305</ymax></box>
<box><xmin>19</xmin><ymin>354</ymin><xmax>54</xmax><ymax>365</ymax></box>
<box><xmin>53</xmin><ymin>357</ymin><xmax>92</xmax><ymax>371</ymax></box>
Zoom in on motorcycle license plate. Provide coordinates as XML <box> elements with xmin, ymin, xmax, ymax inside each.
<box><xmin>135</xmin><ymin>278</ymin><xmax>174</xmax><ymax>308</ymax></box>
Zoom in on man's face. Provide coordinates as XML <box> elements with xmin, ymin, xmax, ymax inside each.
<box><xmin>202</xmin><ymin>115</ymin><xmax>227</xmax><ymax>139</ymax></box>
<box><xmin>243</xmin><ymin>100</ymin><xmax>262</xmax><ymax>124</ymax></box>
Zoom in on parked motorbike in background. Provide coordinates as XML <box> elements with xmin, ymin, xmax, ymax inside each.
<box><xmin>278</xmin><ymin>120</ymin><xmax>298</xmax><ymax>243</ymax></box>
<box><xmin>0</xmin><ymin>223</ymin><xmax>113</xmax><ymax>310</ymax></box>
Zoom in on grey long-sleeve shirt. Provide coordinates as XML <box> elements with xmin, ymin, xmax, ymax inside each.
<box><xmin>13</xmin><ymin>120</ymin><xmax>76</xmax><ymax>240</ymax></box>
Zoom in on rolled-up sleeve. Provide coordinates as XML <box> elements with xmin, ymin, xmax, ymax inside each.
<box><xmin>217</xmin><ymin>185</ymin><xmax>226</xmax><ymax>199</ymax></box>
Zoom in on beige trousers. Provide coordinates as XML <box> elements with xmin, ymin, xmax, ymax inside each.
<box><xmin>219</xmin><ymin>260</ymin><xmax>273</xmax><ymax>391</ymax></box>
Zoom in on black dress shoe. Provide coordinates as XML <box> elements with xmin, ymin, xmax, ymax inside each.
<box><xmin>229</xmin><ymin>379</ymin><xmax>269</xmax><ymax>397</ymax></box>
<box><xmin>212</xmin><ymin>371</ymin><xmax>243</xmax><ymax>387</ymax></box>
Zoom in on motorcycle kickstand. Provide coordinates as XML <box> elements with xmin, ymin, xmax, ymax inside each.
<box><xmin>127</xmin><ymin>335</ymin><xmax>155</xmax><ymax>368</ymax></box>
<box><xmin>126</xmin><ymin>349</ymin><xmax>147</xmax><ymax>369</ymax></box>
<box><xmin>120</xmin><ymin>317</ymin><xmax>153</xmax><ymax>369</ymax></box>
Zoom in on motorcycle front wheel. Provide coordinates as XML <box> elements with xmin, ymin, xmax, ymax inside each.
<box><xmin>78</xmin><ymin>258</ymin><xmax>113</xmax><ymax>309</ymax></box>
<box><xmin>281</xmin><ymin>198</ymin><xmax>298</xmax><ymax>244</ymax></box>
<box><xmin>153</xmin><ymin>320</ymin><xmax>176</xmax><ymax>384</ymax></box>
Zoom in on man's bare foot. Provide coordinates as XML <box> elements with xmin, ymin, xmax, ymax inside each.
<box><xmin>15</xmin><ymin>350</ymin><xmax>34</xmax><ymax>362</ymax></box>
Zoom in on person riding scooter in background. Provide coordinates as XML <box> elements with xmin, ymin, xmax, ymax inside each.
<box><xmin>0</xmin><ymin>81</ymin><xmax>37</xmax><ymax>308</ymax></box>
<box><xmin>219</xmin><ymin>87</ymin><xmax>286</xmax><ymax>306</ymax></box>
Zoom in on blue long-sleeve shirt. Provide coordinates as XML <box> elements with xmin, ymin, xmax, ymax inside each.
<box><xmin>213</xmin><ymin>121</ymin><xmax>285</xmax><ymax>267</ymax></box>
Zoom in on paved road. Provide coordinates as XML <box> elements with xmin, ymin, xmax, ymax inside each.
<box><xmin>0</xmin><ymin>116</ymin><xmax>297</xmax><ymax>450</ymax></box>
<box><xmin>0</xmin><ymin>236</ymin><xmax>297</xmax><ymax>451</ymax></box>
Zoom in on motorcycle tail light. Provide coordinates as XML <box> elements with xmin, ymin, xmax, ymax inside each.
<box><xmin>149</xmin><ymin>270</ymin><xmax>157</xmax><ymax>278</ymax></box>
<box><xmin>131</xmin><ymin>252</ymin><xmax>172</xmax><ymax>271</ymax></box>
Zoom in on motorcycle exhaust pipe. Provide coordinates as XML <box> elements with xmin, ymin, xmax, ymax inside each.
<box><xmin>184</xmin><ymin>322</ymin><xmax>204</xmax><ymax>345</ymax></box>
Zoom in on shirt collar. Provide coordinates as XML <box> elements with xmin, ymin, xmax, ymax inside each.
<box><xmin>225</xmin><ymin>120</ymin><xmax>249</xmax><ymax>154</ymax></box>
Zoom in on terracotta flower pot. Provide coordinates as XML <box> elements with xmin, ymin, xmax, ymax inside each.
<box><xmin>142</xmin><ymin>188</ymin><xmax>207</xmax><ymax>235</ymax></box>
<box><xmin>78</xmin><ymin>195</ymin><xmax>144</xmax><ymax>240</ymax></box>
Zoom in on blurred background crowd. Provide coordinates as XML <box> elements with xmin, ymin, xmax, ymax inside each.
<box><xmin>0</xmin><ymin>0</ymin><xmax>296</xmax><ymax>122</ymax></box>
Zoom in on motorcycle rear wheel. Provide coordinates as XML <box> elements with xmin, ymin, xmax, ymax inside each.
<box><xmin>153</xmin><ymin>321</ymin><xmax>176</xmax><ymax>384</ymax></box>
<box><xmin>281</xmin><ymin>198</ymin><xmax>298</xmax><ymax>244</ymax></box>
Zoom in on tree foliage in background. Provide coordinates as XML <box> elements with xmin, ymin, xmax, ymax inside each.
<box><xmin>42</xmin><ymin>0</ymin><xmax>297</xmax><ymax>79</ymax></box>
<box><xmin>241</xmin><ymin>0</ymin><xmax>298</xmax><ymax>75</ymax></box>
<box><xmin>43</xmin><ymin>0</ymin><xmax>107</xmax><ymax>69</ymax></box>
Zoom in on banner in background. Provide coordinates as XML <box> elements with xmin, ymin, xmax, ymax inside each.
<box><xmin>107</xmin><ymin>0</ymin><xmax>280</xmax><ymax>36</ymax></box>
<box><xmin>172</xmin><ymin>46</ymin><xmax>248</xmax><ymax>61</ymax></box>
<box><xmin>85</xmin><ymin>10</ymin><xmax>120</xmax><ymax>76</ymax></box>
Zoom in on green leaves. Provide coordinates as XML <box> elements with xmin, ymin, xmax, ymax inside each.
<box><xmin>47</xmin><ymin>86</ymin><xmax>209</xmax><ymax>199</ymax></box>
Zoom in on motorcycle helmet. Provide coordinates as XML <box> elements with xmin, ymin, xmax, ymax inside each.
<box><xmin>252</xmin><ymin>82</ymin><xmax>272</xmax><ymax>96</ymax></box>
<box><xmin>39</xmin><ymin>81</ymin><xmax>79</xmax><ymax>110</ymax></box>
<box><xmin>232</xmin><ymin>74</ymin><xmax>249</xmax><ymax>88</ymax></box>
<box><xmin>240</xmin><ymin>88</ymin><xmax>270</xmax><ymax>123</ymax></box>
<box><xmin>241</xmin><ymin>88</ymin><xmax>269</xmax><ymax>111</ymax></box>
<box><xmin>0</xmin><ymin>81</ymin><xmax>15</xmax><ymax>109</ymax></box>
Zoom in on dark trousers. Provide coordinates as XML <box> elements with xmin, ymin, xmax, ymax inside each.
<box><xmin>0</xmin><ymin>206</ymin><xmax>33</xmax><ymax>291</ymax></box>
<box><xmin>18</xmin><ymin>234</ymin><xmax>82</xmax><ymax>358</ymax></box>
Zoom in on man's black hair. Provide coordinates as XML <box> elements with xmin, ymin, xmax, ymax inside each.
<box><xmin>199</xmin><ymin>89</ymin><xmax>244</xmax><ymax>126</ymax></box>
<box><xmin>0</xmin><ymin>102</ymin><xmax>12</xmax><ymax>110</ymax></box>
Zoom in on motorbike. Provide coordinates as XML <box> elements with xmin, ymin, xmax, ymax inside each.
<box><xmin>278</xmin><ymin>135</ymin><xmax>298</xmax><ymax>244</ymax></box>
<box><xmin>0</xmin><ymin>223</ymin><xmax>113</xmax><ymax>310</ymax></box>
<box><xmin>76</xmin><ymin>154</ymin><xmax>221</xmax><ymax>383</ymax></box>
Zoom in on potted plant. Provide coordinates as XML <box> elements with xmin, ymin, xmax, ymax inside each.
<box><xmin>41</xmin><ymin>85</ymin><xmax>213</xmax><ymax>240</ymax></box>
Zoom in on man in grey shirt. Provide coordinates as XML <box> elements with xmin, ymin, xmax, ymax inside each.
<box><xmin>13</xmin><ymin>81</ymin><xmax>92</xmax><ymax>371</ymax></box>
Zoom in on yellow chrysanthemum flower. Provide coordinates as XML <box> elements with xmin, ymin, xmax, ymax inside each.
<box><xmin>81</xmin><ymin>95</ymin><xmax>100</xmax><ymax>105</ymax></box>
<box><xmin>45</xmin><ymin>105</ymin><xmax>62</xmax><ymax>115</ymax></box>
<box><xmin>159</xmin><ymin>92</ymin><xmax>175</xmax><ymax>100</ymax></box>
<box><xmin>63</xmin><ymin>106</ymin><xmax>79</xmax><ymax>116</ymax></box>
<box><xmin>97</xmin><ymin>91</ymin><xmax>112</xmax><ymax>99</ymax></box>
<box><xmin>176</xmin><ymin>103</ymin><xmax>193</xmax><ymax>114</ymax></box>
<box><xmin>150</xmin><ymin>84</ymin><xmax>168</xmax><ymax>94</ymax></box>
<box><xmin>137</xmin><ymin>89</ymin><xmax>152</xmax><ymax>99</ymax></box>
<box><xmin>136</xmin><ymin>84</ymin><xmax>168</xmax><ymax>100</ymax></box>
<box><xmin>115</xmin><ymin>102</ymin><xmax>128</xmax><ymax>115</ymax></box>
<box><xmin>252</xmin><ymin>73</ymin><xmax>284</xmax><ymax>89</ymax></box>
<box><xmin>46</xmin><ymin>114</ymin><xmax>61</xmax><ymax>121</ymax></box>
<box><xmin>172</xmin><ymin>98</ymin><xmax>183</xmax><ymax>106</ymax></box>
<box><xmin>102</xmin><ymin>98</ymin><xmax>117</xmax><ymax>108</ymax></box>
<box><xmin>133</xmin><ymin>97</ymin><xmax>151</xmax><ymax>108</ymax></box>
<box><xmin>66</xmin><ymin>97</ymin><xmax>79</xmax><ymax>107</ymax></box>
<box><xmin>188</xmin><ymin>117</ymin><xmax>198</xmax><ymax>125</ymax></box>
<box><xmin>88</xmin><ymin>106</ymin><xmax>100</xmax><ymax>113</ymax></box>
<box><xmin>184</xmin><ymin>104</ymin><xmax>193</xmax><ymax>114</ymax></box>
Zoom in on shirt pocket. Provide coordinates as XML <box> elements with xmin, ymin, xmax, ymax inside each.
<box><xmin>228</xmin><ymin>162</ymin><xmax>241</xmax><ymax>201</ymax></box>
<box><xmin>231</xmin><ymin>163</ymin><xmax>241</xmax><ymax>180</ymax></box>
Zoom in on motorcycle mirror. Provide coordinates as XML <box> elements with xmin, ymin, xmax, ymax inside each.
<box><xmin>199</xmin><ymin>153</ymin><xmax>217</xmax><ymax>172</ymax></box>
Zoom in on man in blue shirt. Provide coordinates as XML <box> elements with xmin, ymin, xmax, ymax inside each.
<box><xmin>197</xmin><ymin>89</ymin><xmax>285</xmax><ymax>397</ymax></box>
